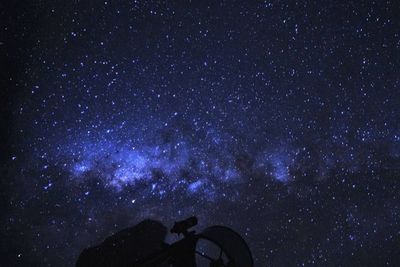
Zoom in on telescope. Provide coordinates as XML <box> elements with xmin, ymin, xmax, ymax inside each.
<box><xmin>76</xmin><ymin>216</ymin><xmax>253</xmax><ymax>267</ymax></box>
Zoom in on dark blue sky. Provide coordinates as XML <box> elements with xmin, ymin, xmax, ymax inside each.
<box><xmin>1</xmin><ymin>1</ymin><xmax>400</xmax><ymax>266</ymax></box>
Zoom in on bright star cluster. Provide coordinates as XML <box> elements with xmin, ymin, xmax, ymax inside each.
<box><xmin>1</xmin><ymin>1</ymin><xmax>400</xmax><ymax>266</ymax></box>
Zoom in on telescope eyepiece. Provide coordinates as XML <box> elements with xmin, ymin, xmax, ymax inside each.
<box><xmin>171</xmin><ymin>216</ymin><xmax>198</xmax><ymax>235</ymax></box>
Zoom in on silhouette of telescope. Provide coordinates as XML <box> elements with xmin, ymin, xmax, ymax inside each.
<box><xmin>76</xmin><ymin>216</ymin><xmax>253</xmax><ymax>267</ymax></box>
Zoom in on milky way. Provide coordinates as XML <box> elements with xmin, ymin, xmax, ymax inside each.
<box><xmin>1</xmin><ymin>1</ymin><xmax>400</xmax><ymax>266</ymax></box>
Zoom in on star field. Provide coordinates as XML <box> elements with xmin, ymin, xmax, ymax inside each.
<box><xmin>1</xmin><ymin>1</ymin><xmax>400</xmax><ymax>266</ymax></box>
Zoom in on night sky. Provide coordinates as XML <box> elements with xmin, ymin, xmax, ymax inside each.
<box><xmin>1</xmin><ymin>1</ymin><xmax>400</xmax><ymax>266</ymax></box>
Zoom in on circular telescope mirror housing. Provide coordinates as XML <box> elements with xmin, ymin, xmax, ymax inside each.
<box><xmin>194</xmin><ymin>225</ymin><xmax>254</xmax><ymax>267</ymax></box>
